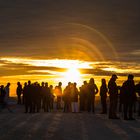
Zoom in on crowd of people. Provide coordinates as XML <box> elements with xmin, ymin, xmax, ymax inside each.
<box><xmin>0</xmin><ymin>74</ymin><xmax>140</xmax><ymax>120</ymax></box>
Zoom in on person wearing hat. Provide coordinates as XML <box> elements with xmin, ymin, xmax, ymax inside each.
<box><xmin>108</xmin><ymin>74</ymin><xmax>119</xmax><ymax>119</ymax></box>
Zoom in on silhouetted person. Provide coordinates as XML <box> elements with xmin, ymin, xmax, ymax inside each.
<box><xmin>87</xmin><ymin>78</ymin><xmax>98</xmax><ymax>113</ymax></box>
<box><xmin>24</xmin><ymin>80</ymin><xmax>32</xmax><ymax>113</ymax></box>
<box><xmin>36</xmin><ymin>83</ymin><xmax>42</xmax><ymax>112</ymax></box>
<box><xmin>0</xmin><ymin>85</ymin><xmax>6</xmax><ymax>108</ymax></box>
<box><xmin>117</xmin><ymin>86</ymin><xmax>122</xmax><ymax>113</ymax></box>
<box><xmin>136</xmin><ymin>82</ymin><xmax>140</xmax><ymax>116</ymax></box>
<box><xmin>23</xmin><ymin>82</ymin><xmax>27</xmax><ymax>105</ymax></box>
<box><xmin>100</xmin><ymin>79</ymin><xmax>108</xmax><ymax>114</ymax></box>
<box><xmin>80</xmin><ymin>81</ymin><xmax>89</xmax><ymax>111</ymax></box>
<box><xmin>31</xmin><ymin>83</ymin><xmax>36</xmax><ymax>113</ymax></box>
<box><xmin>44</xmin><ymin>82</ymin><xmax>51</xmax><ymax>112</ymax></box>
<box><xmin>32</xmin><ymin>82</ymin><xmax>41</xmax><ymax>113</ymax></box>
<box><xmin>79</xmin><ymin>86</ymin><xmax>83</xmax><ymax>111</ymax></box>
<box><xmin>108</xmin><ymin>74</ymin><xmax>119</xmax><ymax>119</ymax></box>
<box><xmin>71</xmin><ymin>83</ymin><xmax>79</xmax><ymax>113</ymax></box>
<box><xmin>63</xmin><ymin>82</ymin><xmax>72</xmax><ymax>112</ymax></box>
<box><xmin>121</xmin><ymin>74</ymin><xmax>136</xmax><ymax>120</ymax></box>
<box><xmin>50</xmin><ymin>85</ymin><xmax>55</xmax><ymax>111</ymax></box>
<box><xmin>41</xmin><ymin>82</ymin><xmax>45</xmax><ymax>110</ymax></box>
<box><xmin>42</xmin><ymin>82</ymin><xmax>51</xmax><ymax>112</ymax></box>
<box><xmin>16</xmin><ymin>82</ymin><xmax>22</xmax><ymax>104</ymax></box>
<box><xmin>55</xmin><ymin>82</ymin><xmax>62</xmax><ymax>110</ymax></box>
<box><xmin>4</xmin><ymin>83</ymin><xmax>11</xmax><ymax>105</ymax></box>
<box><xmin>22</xmin><ymin>82</ymin><xmax>27</xmax><ymax>104</ymax></box>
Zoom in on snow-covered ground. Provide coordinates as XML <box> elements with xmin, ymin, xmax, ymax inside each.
<box><xmin>0</xmin><ymin>98</ymin><xmax>140</xmax><ymax>140</ymax></box>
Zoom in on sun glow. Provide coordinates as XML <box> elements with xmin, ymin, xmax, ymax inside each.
<box><xmin>63</xmin><ymin>67</ymin><xmax>81</xmax><ymax>83</ymax></box>
<box><xmin>1</xmin><ymin>57</ymin><xmax>140</xmax><ymax>97</ymax></box>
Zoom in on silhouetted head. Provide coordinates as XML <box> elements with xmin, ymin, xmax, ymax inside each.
<box><xmin>45</xmin><ymin>82</ymin><xmax>48</xmax><ymax>87</ymax></box>
<box><xmin>111</xmin><ymin>74</ymin><xmax>118</xmax><ymax>80</ymax></box>
<box><xmin>68</xmin><ymin>82</ymin><xmax>71</xmax><ymax>86</ymax></box>
<box><xmin>89</xmin><ymin>78</ymin><xmax>94</xmax><ymax>84</ymax></box>
<box><xmin>74</xmin><ymin>82</ymin><xmax>77</xmax><ymax>87</ymax></box>
<box><xmin>128</xmin><ymin>74</ymin><xmax>134</xmax><ymax>80</ymax></box>
<box><xmin>17</xmin><ymin>82</ymin><xmax>20</xmax><ymax>85</ymax></box>
<box><xmin>101</xmin><ymin>78</ymin><xmax>106</xmax><ymax>84</ymax></box>
<box><xmin>83</xmin><ymin>81</ymin><xmax>87</xmax><ymax>85</ymax></box>
<box><xmin>41</xmin><ymin>82</ymin><xmax>44</xmax><ymax>86</ymax></box>
<box><xmin>58</xmin><ymin>82</ymin><xmax>62</xmax><ymax>86</ymax></box>
<box><xmin>50</xmin><ymin>85</ymin><xmax>53</xmax><ymax>89</ymax></box>
<box><xmin>24</xmin><ymin>82</ymin><xmax>27</xmax><ymax>86</ymax></box>
<box><xmin>28</xmin><ymin>80</ymin><xmax>31</xmax><ymax>85</ymax></box>
<box><xmin>7</xmin><ymin>82</ymin><xmax>10</xmax><ymax>87</ymax></box>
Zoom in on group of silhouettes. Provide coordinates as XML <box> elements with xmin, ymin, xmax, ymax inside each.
<box><xmin>0</xmin><ymin>83</ymin><xmax>10</xmax><ymax>108</ymax></box>
<box><xmin>107</xmin><ymin>74</ymin><xmax>140</xmax><ymax>120</ymax></box>
<box><xmin>0</xmin><ymin>74</ymin><xmax>140</xmax><ymax>120</ymax></box>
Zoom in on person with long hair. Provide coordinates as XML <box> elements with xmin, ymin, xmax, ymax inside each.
<box><xmin>100</xmin><ymin>79</ymin><xmax>108</xmax><ymax>114</ymax></box>
<box><xmin>87</xmin><ymin>78</ymin><xmax>98</xmax><ymax>113</ymax></box>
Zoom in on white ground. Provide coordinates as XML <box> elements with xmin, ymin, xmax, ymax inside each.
<box><xmin>0</xmin><ymin>99</ymin><xmax>140</xmax><ymax>140</ymax></box>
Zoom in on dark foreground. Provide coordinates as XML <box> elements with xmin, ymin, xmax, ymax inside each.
<box><xmin>0</xmin><ymin>99</ymin><xmax>140</xmax><ymax>140</ymax></box>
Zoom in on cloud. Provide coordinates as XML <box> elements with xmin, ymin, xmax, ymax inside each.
<box><xmin>0</xmin><ymin>0</ymin><xmax>140</xmax><ymax>62</ymax></box>
<box><xmin>1</xmin><ymin>57</ymin><xmax>140</xmax><ymax>78</ymax></box>
<box><xmin>131</xmin><ymin>50</ymin><xmax>140</xmax><ymax>56</ymax></box>
<box><xmin>0</xmin><ymin>57</ymin><xmax>93</xmax><ymax>68</ymax></box>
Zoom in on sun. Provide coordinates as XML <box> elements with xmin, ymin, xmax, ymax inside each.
<box><xmin>62</xmin><ymin>67</ymin><xmax>82</xmax><ymax>84</ymax></box>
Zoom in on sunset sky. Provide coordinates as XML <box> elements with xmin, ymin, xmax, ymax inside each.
<box><xmin>0</xmin><ymin>0</ymin><xmax>140</xmax><ymax>96</ymax></box>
